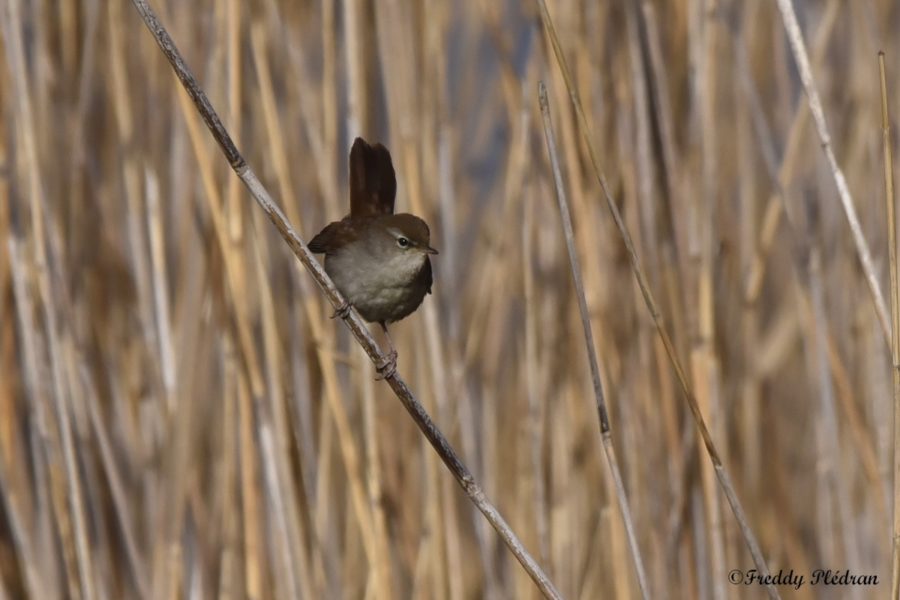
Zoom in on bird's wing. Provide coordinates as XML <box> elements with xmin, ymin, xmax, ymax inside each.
<box><xmin>308</xmin><ymin>221</ymin><xmax>338</xmax><ymax>253</ymax></box>
<box><xmin>308</xmin><ymin>219</ymin><xmax>360</xmax><ymax>254</ymax></box>
<box><xmin>307</xmin><ymin>217</ymin><xmax>376</xmax><ymax>254</ymax></box>
<box><xmin>418</xmin><ymin>257</ymin><xmax>433</xmax><ymax>295</ymax></box>
<box><xmin>349</xmin><ymin>137</ymin><xmax>396</xmax><ymax>218</ymax></box>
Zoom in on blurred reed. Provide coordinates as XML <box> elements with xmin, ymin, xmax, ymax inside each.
<box><xmin>1</xmin><ymin>0</ymin><xmax>899</xmax><ymax>598</ymax></box>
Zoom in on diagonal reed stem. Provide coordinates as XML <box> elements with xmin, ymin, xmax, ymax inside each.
<box><xmin>539</xmin><ymin>81</ymin><xmax>651</xmax><ymax>600</ymax></box>
<box><xmin>535</xmin><ymin>1</ymin><xmax>779</xmax><ymax>598</ymax></box>
<box><xmin>775</xmin><ymin>0</ymin><xmax>891</xmax><ymax>347</ymax></box>
<box><xmin>128</xmin><ymin>1</ymin><xmax>562</xmax><ymax>598</ymax></box>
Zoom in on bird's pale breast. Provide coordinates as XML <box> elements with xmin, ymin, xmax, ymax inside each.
<box><xmin>325</xmin><ymin>247</ymin><xmax>430</xmax><ymax>323</ymax></box>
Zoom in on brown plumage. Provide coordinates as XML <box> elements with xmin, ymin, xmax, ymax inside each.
<box><xmin>309</xmin><ymin>138</ymin><xmax>436</xmax><ymax>325</ymax></box>
<box><xmin>348</xmin><ymin>138</ymin><xmax>396</xmax><ymax>218</ymax></box>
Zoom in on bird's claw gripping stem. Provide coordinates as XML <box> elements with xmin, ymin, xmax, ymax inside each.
<box><xmin>375</xmin><ymin>350</ymin><xmax>398</xmax><ymax>381</ymax></box>
<box><xmin>331</xmin><ymin>300</ymin><xmax>351</xmax><ymax>319</ymax></box>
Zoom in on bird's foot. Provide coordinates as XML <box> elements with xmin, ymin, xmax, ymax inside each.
<box><xmin>374</xmin><ymin>350</ymin><xmax>398</xmax><ymax>381</ymax></box>
<box><xmin>330</xmin><ymin>300</ymin><xmax>351</xmax><ymax>319</ymax></box>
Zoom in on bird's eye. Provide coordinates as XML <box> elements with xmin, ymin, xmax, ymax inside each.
<box><xmin>397</xmin><ymin>237</ymin><xmax>410</xmax><ymax>248</ymax></box>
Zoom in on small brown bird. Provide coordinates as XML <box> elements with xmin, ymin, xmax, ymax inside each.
<box><xmin>309</xmin><ymin>138</ymin><xmax>437</xmax><ymax>378</ymax></box>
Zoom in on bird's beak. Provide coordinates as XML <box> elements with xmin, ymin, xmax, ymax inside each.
<box><xmin>424</xmin><ymin>245</ymin><xmax>439</xmax><ymax>255</ymax></box>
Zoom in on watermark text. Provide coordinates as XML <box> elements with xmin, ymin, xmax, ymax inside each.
<box><xmin>728</xmin><ymin>568</ymin><xmax>879</xmax><ymax>591</ymax></box>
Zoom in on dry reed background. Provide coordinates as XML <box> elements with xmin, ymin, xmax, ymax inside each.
<box><xmin>1</xmin><ymin>0</ymin><xmax>899</xmax><ymax>598</ymax></box>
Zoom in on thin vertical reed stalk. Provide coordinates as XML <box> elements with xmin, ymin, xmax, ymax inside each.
<box><xmin>2</xmin><ymin>1</ymin><xmax>96</xmax><ymax>597</ymax></box>
<box><xmin>742</xmin><ymin>0</ymin><xmax>838</xmax><ymax>305</ymax></box>
<box><xmin>249</xmin><ymin>23</ymin><xmax>394</xmax><ymax>600</ymax></box>
<box><xmin>535</xmin><ymin>2</ymin><xmax>779</xmax><ymax>598</ymax></box>
<box><xmin>80</xmin><ymin>366</ymin><xmax>149</xmax><ymax>597</ymax></box>
<box><xmin>803</xmin><ymin>237</ymin><xmax>857</xmax><ymax>570</ymax></box>
<box><xmin>5</xmin><ymin>238</ymin><xmax>49</xmax><ymax>600</ymax></box>
<box><xmin>695</xmin><ymin>6</ymin><xmax>727</xmax><ymax>598</ymax></box>
<box><xmin>538</xmin><ymin>82</ymin><xmax>650</xmax><ymax>600</ymax></box>
<box><xmin>775</xmin><ymin>0</ymin><xmax>890</xmax><ymax>347</ymax></box>
<box><xmin>879</xmin><ymin>50</ymin><xmax>900</xmax><ymax>600</ymax></box>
